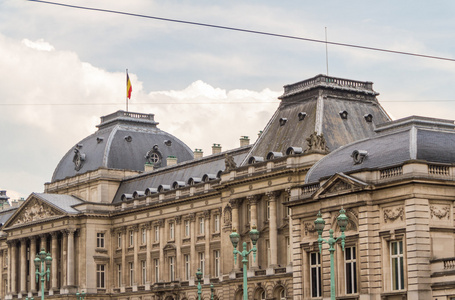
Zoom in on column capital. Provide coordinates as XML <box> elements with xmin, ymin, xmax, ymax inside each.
<box><xmin>65</xmin><ymin>228</ymin><xmax>77</xmax><ymax>235</ymax></box>
<box><xmin>174</xmin><ymin>215</ymin><xmax>182</xmax><ymax>225</ymax></box>
<box><xmin>266</xmin><ymin>191</ymin><xmax>278</xmax><ymax>201</ymax></box>
<box><xmin>143</xmin><ymin>222</ymin><xmax>152</xmax><ymax>230</ymax></box>
<box><xmin>6</xmin><ymin>240</ymin><xmax>17</xmax><ymax>247</ymax></box>
<box><xmin>50</xmin><ymin>231</ymin><xmax>59</xmax><ymax>238</ymax></box>
<box><xmin>39</xmin><ymin>233</ymin><xmax>48</xmax><ymax>239</ymax></box>
<box><xmin>188</xmin><ymin>213</ymin><xmax>196</xmax><ymax>222</ymax></box>
<box><xmin>157</xmin><ymin>219</ymin><xmax>165</xmax><ymax>227</ymax></box>
<box><xmin>19</xmin><ymin>237</ymin><xmax>27</xmax><ymax>243</ymax></box>
<box><xmin>203</xmin><ymin>210</ymin><xmax>211</xmax><ymax>219</ymax></box>
<box><xmin>229</xmin><ymin>198</ymin><xmax>243</xmax><ymax>209</ymax></box>
<box><xmin>130</xmin><ymin>224</ymin><xmax>139</xmax><ymax>232</ymax></box>
<box><xmin>246</xmin><ymin>195</ymin><xmax>259</xmax><ymax>205</ymax></box>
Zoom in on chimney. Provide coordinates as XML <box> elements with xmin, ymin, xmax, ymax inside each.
<box><xmin>167</xmin><ymin>156</ymin><xmax>178</xmax><ymax>166</ymax></box>
<box><xmin>145</xmin><ymin>162</ymin><xmax>154</xmax><ymax>172</ymax></box>
<box><xmin>212</xmin><ymin>144</ymin><xmax>222</xmax><ymax>154</ymax></box>
<box><xmin>240</xmin><ymin>136</ymin><xmax>250</xmax><ymax>147</ymax></box>
<box><xmin>258</xmin><ymin>130</ymin><xmax>263</xmax><ymax>138</ymax></box>
<box><xmin>194</xmin><ymin>149</ymin><xmax>203</xmax><ymax>159</ymax></box>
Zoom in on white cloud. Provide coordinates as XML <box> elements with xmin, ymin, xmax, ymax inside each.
<box><xmin>22</xmin><ymin>38</ymin><xmax>55</xmax><ymax>51</ymax></box>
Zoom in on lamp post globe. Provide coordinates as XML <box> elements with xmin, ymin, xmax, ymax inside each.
<box><xmin>229</xmin><ymin>229</ymin><xmax>240</xmax><ymax>249</ymax></box>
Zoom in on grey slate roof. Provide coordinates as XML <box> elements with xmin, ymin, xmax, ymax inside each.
<box><xmin>242</xmin><ymin>75</ymin><xmax>391</xmax><ymax>165</ymax></box>
<box><xmin>305</xmin><ymin>116</ymin><xmax>455</xmax><ymax>183</ymax></box>
<box><xmin>52</xmin><ymin>111</ymin><xmax>194</xmax><ymax>182</ymax></box>
<box><xmin>33</xmin><ymin>193</ymin><xmax>83</xmax><ymax>214</ymax></box>
<box><xmin>113</xmin><ymin>146</ymin><xmax>250</xmax><ymax>203</ymax></box>
<box><xmin>0</xmin><ymin>208</ymin><xmax>17</xmax><ymax>226</ymax></box>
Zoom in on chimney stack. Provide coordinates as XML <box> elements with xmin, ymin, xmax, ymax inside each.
<box><xmin>167</xmin><ymin>156</ymin><xmax>178</xmax><ymax>166</ymax></box>
<box><xmin>240</xmin><ymin>136</ymin><xmax>250</xmax><ymax>147</ymax></box>
<box><xmin>212</xmin><ymin>144</ymin><xmax>222</xmax><ymax>154</ymax></box>
<box><xmin>145</xmin><ymin>162</ymin><xmax>154</xmax><ymax>172</ymax></box>
<box><xmin>194</xmin><ymin>149</ymin><xmax>203</xmax><ymax>159</ymax></box>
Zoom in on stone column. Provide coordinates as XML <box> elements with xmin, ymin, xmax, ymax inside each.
<box><xmin>121</xmin><ymin>227</ymin><xmax>127</xmax><ymax>289</ymax></box>
<box><xmin>174</xmin><ymin>216</ymin><xmax>182</xmax><ymax>281</ymax></box>
<box><xmin>61</xmin><ymin>230</ymin><xmax>68</xmax><ymax>290</ymax></box>
<box><xmin>39</xmin><ymin>234</ymin><xmax>47</xmax><ymax>252</ymax></box>
<box><xmin>229</xmin><ymin>198</ymin><xmax>242</xmax><ymax>271</ymax></box>
<box><xmin>266</xmin><ymin>192</ymin><xmax>278</xmax><ymax>268</ymax></box>
<box><xmin>247</xmin><ymin>195</ymin><xmax>259</xmax><ymax>269</ymax></box>
<box><xmin>66</xmin><ymin>229</ymin><xmax>76</xmax><ymax>287</ymax></box>
<box><xmin>50</xmin><ymin>232</ymin><xmax>58</xmax><ymax>291</ymax></box>
<box><xmin>145</xmin><ymin>223</ymin><xmax>152</xmax><ymax>288</ymax></box>
<box><xmin>10</xmin><ymin>241</ymin><xmax>17</xmax><ymax>295</ymax></box>
<box><xmin>132</xmin><ymin>225</ymin><xmax>139</xmax><ymax>289</ymax></box>
<box><xmin>19</xmin><ymin>238</ymin><xmax>27</xmax><ymax>295</ymax></box>
<box><xmin>158</xmin><ymin>220</ymin><xmax>165</xmax><ymax>282</ymax></box>
<box><xmin>285</xmin><ymin>188</ymin><xmax>293</xmax><ymax>268</ymax></box>
<box><xmin>189</xmin><ymin>213</ymin><xmax>196</xmax><ymax>281</ymax></box>
<box><xmin>204</xmin><ymin>210</ymin><xmax>211</xmax><ymax>280</ymax></box>
<box><xmin>29</xmin><ymin>237</ymin><xmax>37</xmax><ymax>293</ymax></box>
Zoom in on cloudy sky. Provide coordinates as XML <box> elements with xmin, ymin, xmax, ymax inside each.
<box><xmin>1</xmin><ymin>0</ymin><xmax>455</xmax><ymax>199</ymax></box>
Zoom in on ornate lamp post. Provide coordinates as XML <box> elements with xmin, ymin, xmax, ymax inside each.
<box><xmin>34</xmin><ymin>248</ymin><xmax>52</xmax><ymax>300</ymax></box>
<box><xmin>314</xmin><ymin>209</ymin><xmax>349</xmax><ymax>300</ymax></box>
<box><xmin>25</xmin><ymin>297</ymin><xmax>34</xmax><ymax>300</ymax></box>
<box><xmin>76</xmin><ymin>290</ymin><xmax>86</xmax><ymax>300</ymax></box>
<box><xmin>196</xmin><ymin>268</ymin><xmax>203</xmax><ymax>300</ymax></box>
<box><xmin>229</xmin><ymin>225</ymin><xmax>260</xmax><ymax>300</ymax></box>
<box><xmin>210</xmin><ymin>283</ymin><xmax>214</xmax><ymax>300</ymax></box>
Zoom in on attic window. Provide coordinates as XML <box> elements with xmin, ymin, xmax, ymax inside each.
<box><xmin>351</xmin><ymin>150</ymin><xmax>368</xmax><ymax>165</ymax></box>
<box><xmin>125</xmin><ymin>136</ymin><xmax>132</xmax><ymax>142</ymax></box>
<box><xmin>96</xmin><ymin>137</ymin><xmax>104</xmax><ymax>143</ymax></box>
<box><xmin>339</xmin><ymin>111</ymin><xmax>348</xmax><ymax>120</ymax></box>
<box><xmin>266</xmin><ymin>152</ymin><xmax>284</xmax><ymax>160</ymax></box>
<box><xmin>164</xmin><ymin>140</ymin><xmax>172</xmax><ymax>146</ymax></box>
<box><xmin>298</xmin><ymin>112</ymin><xmax>307</xmax><ymax>121</ymax></box>
<box><xmin>364</xmin><ymin>114</ymin><xmax>373</xmax><ymax>123</ymax></box>
<box><xmin>248</xmin><ymin>156</ymin><xmax>264</xmax><ymax>164</ymax></box>
<box><xmin>279</xmin><ymin>118</ymin><xmax>287</xmax><ymax>126</ymax></box>
<box><xmin>286</xmin><ymin>147</ymin><xmax>303</xmax><ymax>155</ymax></box>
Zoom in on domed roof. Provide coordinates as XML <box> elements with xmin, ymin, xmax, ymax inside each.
<box><xmin>305</xmin><ymin>116</ymin><xmax>455</xmax><ymax>183</ymax></box>
<box><xmin>51</xmin><ymin>111</ymin><xmax>194</xmax><ymax>182</ymax></box>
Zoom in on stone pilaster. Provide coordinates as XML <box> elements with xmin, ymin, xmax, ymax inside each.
<box><xmin>266</xmin><ymin>191</ymin><xmax>278</xmax><ymax>268</ymax></box>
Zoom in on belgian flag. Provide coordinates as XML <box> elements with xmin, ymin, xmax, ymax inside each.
<box><xmin>127</xmin><ymin>72</ymin><xmax>132</xmax><ymax>99</ymax></box>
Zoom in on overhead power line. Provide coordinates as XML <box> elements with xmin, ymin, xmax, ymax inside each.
<box><xmin>27</xmin><ymin>0</ymin><xmax>455</xmax><ymax>63</ymax></box>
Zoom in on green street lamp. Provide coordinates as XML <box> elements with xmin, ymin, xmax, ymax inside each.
<box><xmin>25</xmin><ymin>296</ymin><xmax>34</xmax><ymax>300</ymax></box>
<box><xmin>34</xmin><ymin>248</ymin><xmax>52</xmax><ymax>300</ymax></box>
<box><xmin>76</xmin><ymin>290</ymin><xmax>86</xmax><ymax>300</ymax></box>
<box><xmin>196</xmin><ymin>268</ymin><xmax>203</xmax><ymax>300</ymax></box>
<box><xmin>229</xmin><ymin>225</ymin><xmax>260</xmax><ymax>300</ymax></box>
<box><xmin>210</xmin><ymin>283</ymin><xmax>214</xmax><ymax>300</ymax></box>
<box><xmin>314</xmin><ymin>209</ymin><xmax>349</xmax><ymax>300</ymax></box>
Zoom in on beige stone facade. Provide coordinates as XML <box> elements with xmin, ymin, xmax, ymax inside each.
<box><xmin>2</xmin><ymin>75</ymin><xmax>455</xmax><ymax>300</ymax></box>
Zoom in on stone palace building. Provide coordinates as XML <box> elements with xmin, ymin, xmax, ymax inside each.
<box><xmin>1</xmin><ymin>74</ymin><xmax>455</xmax><ymax>300</ymax></box>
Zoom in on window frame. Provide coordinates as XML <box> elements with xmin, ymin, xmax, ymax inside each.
<box><xmin>344</xmin><ymin>246</ymin><xmax>357</xmax><ymax>295</ymax></box>
<box><xmin>310</xmin><ymin>251</ymin><xmax>322</xmax><ymax>298</ymax></box>
<box><xmin>96</xmin><ymin>264</ymin><xmax>106</xmax><ymax>289</ymax></box>
<box><xmin>96</xmin><ymin>232</ymin><xmax>105</xmax><ymax>248</ymax></box>
<box><xmin>390</xmin><ymin>240</ymin><xmax>404</xmax><ymax>291</ymax></box>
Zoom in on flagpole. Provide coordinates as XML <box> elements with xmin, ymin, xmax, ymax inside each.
<box><xmin>126</xmin><ymin>69</ymin><xmax>129</xmax><ymax>112</ymax></box>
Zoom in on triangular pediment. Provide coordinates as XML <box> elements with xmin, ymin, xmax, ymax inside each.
<box><xmin>313</xmin><ymin>173</ymin><xmax>369</xmax><ymax>198</ymax></box>
<box><xmin>5</xmin><ymin>195</ymin><xmax>65</xmax><ymax>228</ymax></box>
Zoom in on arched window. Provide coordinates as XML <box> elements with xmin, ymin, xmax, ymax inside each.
<box><xmin>280</xmin><ymin>289</ymin><xmax>286</xmax><ymax>300</ymax></box>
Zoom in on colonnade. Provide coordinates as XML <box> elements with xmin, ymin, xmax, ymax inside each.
<box><xmin>3</xmin><ymin>228</ymin><xmax>77</xmax><ymax>298</ymax></box>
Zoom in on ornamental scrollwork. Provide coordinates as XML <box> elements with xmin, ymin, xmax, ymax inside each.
<box><xmin>430</xmin><ymin>205</ymin><xmax>450</xmax><ymax>220</ymax></box>
<box><xmin>383</xmin><ymin>206</ymin><xmax>404</xmax><ymax>223</ymax></box>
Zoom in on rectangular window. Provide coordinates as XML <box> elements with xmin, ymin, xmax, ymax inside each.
<box><xmin>129</xmin><ymin>262</ymin><xmax>134</xmax><ymax>286</ymax></box>
<box><xmin>184</xmin><ymin>254</ymin><xmax>190</xmax><ymax>281</ymax></box>
<box><xmin>266</xmin><ymin>201</ymin><xmax>271</xmax><ymax>220</ymax></box>
<box><xmin>169</xmin><ymin>256</ymin><xmax>175</xmax><ymax>281</ymax></box>
<box><xmin>266</xmin><ymin>239</ymin><xmax>271</xmax><ymax>266</ymax></box>
<box><xmin>199</xmin><ymin>217</ymin><xmax>205</xmax><ymax>235</ymax></box>
<box><xmin>199</xmin><ymin>252</ymin><xmax>205</xmax><ymax>277</ymax></box>
<box><xmin>96</xmin><ymin>264</ymin><xmax>105</xmax><ymax>288</ymax></box>
<box><xmin>391</xmin><ymin>240</ymin><xmax>404</xmax><ymax>290</ymax></box>
<box><xmin>117</xmin><ymin>264</ymin><xmax>122</xmax><ymax>287</ymax></box>
<box><xmin>169</xmin><ymin>223</ymin><xmax>175</xmax><ymax>240</ymax></box>
<box><xmin>141</xmin><ymin>260</ymin><xmax>147</xmax><ymax>285</ymax></box>
<box><xmin>247</xmin><ymin>204</ymin><xmax>251</xmax><ymax>223</ymax></box>
<box><xmin>214</xmin><ymin>250</ymin><xmax>220</xmax><ymax>277</ymax></box>
<box><xmin>310</xmin><ymin>252</ymin><xmax>322</xmax><ymax>298</ymax></box>
<box><xmin>345</xmin><ymin>246</ymin><xmax>357</xmax><ymax>294</ymax></box>
<box><xmin>141</xmin><ymin>228</ymin><xmax>146</xmax><ymax>244</ymax></box>
<box><xmin>154</xmin><ymin>225</ymin><xmax>159</xmax><ymax>242</ymax></box>
<box><xmin>118</xmin><ymin>233</ymin><xmax>122</xmax><ymax>248</ymax></box>
<box><xmin>214</xmin><ymin>214</ymin><xmax>220</xmax><ymax>232</ymax></box>
<box><xmin>154</xmin><ymin>259</ymin><xmax>159</xmax><ymax>282</ymax></box>
<box><xmin>129</xmin><ymin>230</ymin><xmax>134</xmax><ymax>246</ymax></box>
<box><xmin>185</xmin><ymin>220</ymin><xmax>190</xmax><ymax>237</ymax></box>
<box><xmin>97</xmin><ymin>232</ymin><xmax>105</xmax><ymax>248</ymax></box>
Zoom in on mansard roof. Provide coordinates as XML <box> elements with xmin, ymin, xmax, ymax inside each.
<box><xmin>242</xmin><ymin>74</ymin><xmax>391</xmax><ymax>165</ymax></box>
<box><xmin>51</xmin><ymin>111</ymin><xmax>194</xmax><ymax>182</ymax></box>
<box><xmin>305</xmin><ymin>116</ymin><xmax>455</xmax><ymax>183</ymax></box>
<box><xmin>112</xmin><ymin>146</ymin><xmax>250</xmax><ymax>203</ymax></box>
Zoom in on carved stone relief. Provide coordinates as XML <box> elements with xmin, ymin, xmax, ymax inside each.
<box><xmin>14</xmin><ymin>199</ymin><xmax>60</xmax><ymax>225</ymax></box>
<box><xmin>383</xmin><ymin>206</ymin><xmax>404</xmax><ymax>223</ymax></box>
<box><xmin>430</xmin><ymin>205</ymin><xmax>450</xmax><ymax>220</ymax></box>
<box><xmin>223</xmin><ymin>205</ymin><xmax>232</xmax><ymax>227</ymax></box>
<box><xmin>327</xmin><ymin>180</ymin><xmax>351</xmax><ymax>194</ymax></box>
